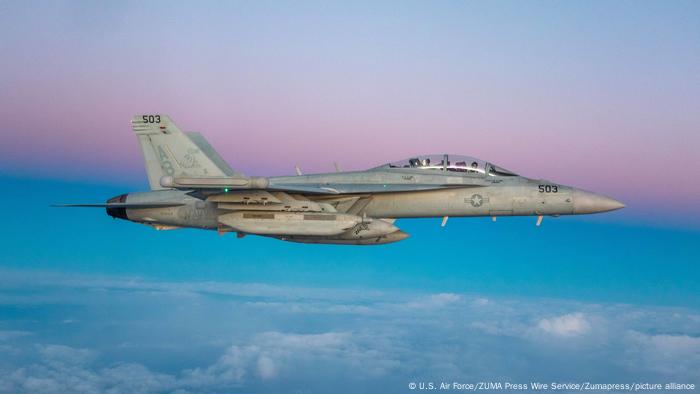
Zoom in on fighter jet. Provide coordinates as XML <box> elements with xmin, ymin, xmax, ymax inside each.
<box><xmin>58</xmin><ymin>115</ymin><xmax>625</xmax><ymax>245</ymax></box>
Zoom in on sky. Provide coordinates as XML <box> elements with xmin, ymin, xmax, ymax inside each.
<box><xmin>0</xmin><ymin>1</ymin><xmax>699</xmax><ymax>393</ymax></box>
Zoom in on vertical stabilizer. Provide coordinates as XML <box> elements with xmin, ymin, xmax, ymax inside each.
<box><xmin>185</xmin><ymin>132</ymin><xmax>239</xmax><ymax>177</ymax></box>
<box><xmin>131</xmin><ymin>115</ymin><xmax>238</xmax><ymax>190</ymax></box>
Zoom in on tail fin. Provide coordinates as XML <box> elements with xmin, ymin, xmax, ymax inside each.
<box><xmin>132</xmin><ymin>115</ymin><xmax>241</xmax><ymax>190</ymax></box>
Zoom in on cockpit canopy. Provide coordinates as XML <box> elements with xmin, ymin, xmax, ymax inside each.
<box><xmin>382</xmin><ymin>154</ymin><xmax>517</xmax><ymax>176</ymax></box>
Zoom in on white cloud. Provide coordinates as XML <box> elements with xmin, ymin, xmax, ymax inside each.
<box><xmin>257</xmin><ymin>331</ymin><xmax>349</xmax><ymax>349</ymax></box>
<box><xmin>38</xmin><ymin>344</ymin><xmax>95</xmax><ymax>366</ymax></box>
<box><xmin>0</xmin><ymin>270</ymin><xmax>698</xmax><ymax>392</ymax></box>
<box><xmin>405</xmin><ymin>293</ymin><xmax>461</xmax><ymax>309</ymax></box>
<box><xmin>537</xmin><ymin>313</ymin><xmax>591</xmax><ymax>337</ymax></box>
<box><xmin>625</xmin><ymin>332</ymin><xmax>700</xmax><ymax>378</ymax></box>
<box><xmin>0</xmin><ymin>330</ymin><xmax>30</xmax><ymax>341</ymax></box>
<box><xmin>100</xmin><ymin>363</ymin><xmax>177</xmax><ymax>393</ymax></box>
<box><xmin>256</xmin><ymin>355</ymin><xmax>276</xmax><ymax>379</ymax></box>
<box><xmin>644</xmin><ymin>333</ymin><xmax>700</xmax><ymax>355</ymax></box>
<box><xmin>184</xmin><ymin>331</ymin><xmax>394</xmax><ymax>385</ymax></box>
<box><xmin>0</xmin><ymin>330</ymin><xmax>399</xmax><ymax>392</ymax></box>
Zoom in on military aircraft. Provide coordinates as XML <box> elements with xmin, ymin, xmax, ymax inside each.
<box><xmin>58</xmin><ymin>115</ymin><xmax>624</xmax><ymax>245</ymax></box>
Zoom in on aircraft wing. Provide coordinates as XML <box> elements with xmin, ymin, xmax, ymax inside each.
<box><xmin>268</xmin><ymin>183</ymin><xmax>485</xmax><ymax>194</ymax></box>
<box><xmin>162</xmin><ymin>176</ymin><xmax>488</xmax><ymax>195</ymax></box>
<box><xmin>208</xmin><ymin>191</ymin><xmax>380</xmax><ymax>219</ymax></box>
<box><xmin>208</xmin><ymin>190</ymin><xmax>334</xmax><ymax>213</ymax></box>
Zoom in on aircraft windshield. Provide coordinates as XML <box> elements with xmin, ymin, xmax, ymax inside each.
<box><xmin>385</xmin><ymin>154</ymin><xmax>518</xmax><ymax>176</ymax></box>
<box><xmin>488</xmin><ymin>164</ymin><xmax>518</xmax><ymax>177</ymax></box>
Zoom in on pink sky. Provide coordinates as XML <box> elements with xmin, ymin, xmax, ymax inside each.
<box><xmin>1</xmin><ymin>1</ymin><xmax>698</xmax><ymax>224</ymax></box>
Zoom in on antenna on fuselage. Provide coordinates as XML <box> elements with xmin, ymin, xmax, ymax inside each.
<box><xmin>441</xmin><ymin>216</ymin><xmax>449</xmax><ymax>227</ymax></box>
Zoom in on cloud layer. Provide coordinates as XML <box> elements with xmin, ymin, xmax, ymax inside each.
<box><xmin>0</xmin><ymin>270</ymin><xmax>698</xmax><ymax>393</ymax></box>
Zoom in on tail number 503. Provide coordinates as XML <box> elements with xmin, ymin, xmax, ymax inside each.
<box><xmin>142</xmin><ymin>115</ymin><xmax>161</xmax><ymax>124</ymax></box>
<box><xmin>538</xmin><ymin>185</ymin><xmax>558</xmax><ymax>193</ymax></box>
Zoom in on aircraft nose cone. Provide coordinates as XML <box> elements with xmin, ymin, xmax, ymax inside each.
<box><xmin>573</xmin><ymin>189</ymin><xmax>625</xmax><ymax>214</ymax></box>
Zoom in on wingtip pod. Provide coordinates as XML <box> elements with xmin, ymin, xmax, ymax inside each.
<box><xmin>159</xmin><ymin>175</ymin><xmax>269</xmax><ymax>190</ymax></box>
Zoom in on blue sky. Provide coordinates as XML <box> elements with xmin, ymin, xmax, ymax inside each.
<box><xmin>1</xmin><ymin>1</ymin><xmax>699</xmax><ymax>392</ymax></box>
<box><xmin>1</xmin><ymin>174</ymin><xmax>699</xmax><ymax>392</ymax></box>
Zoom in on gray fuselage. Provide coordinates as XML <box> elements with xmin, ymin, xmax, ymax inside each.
<box><xmin>117</xmin><ymin>166</ymin><xmax>622</xmax><ymax>232</ymax></box>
